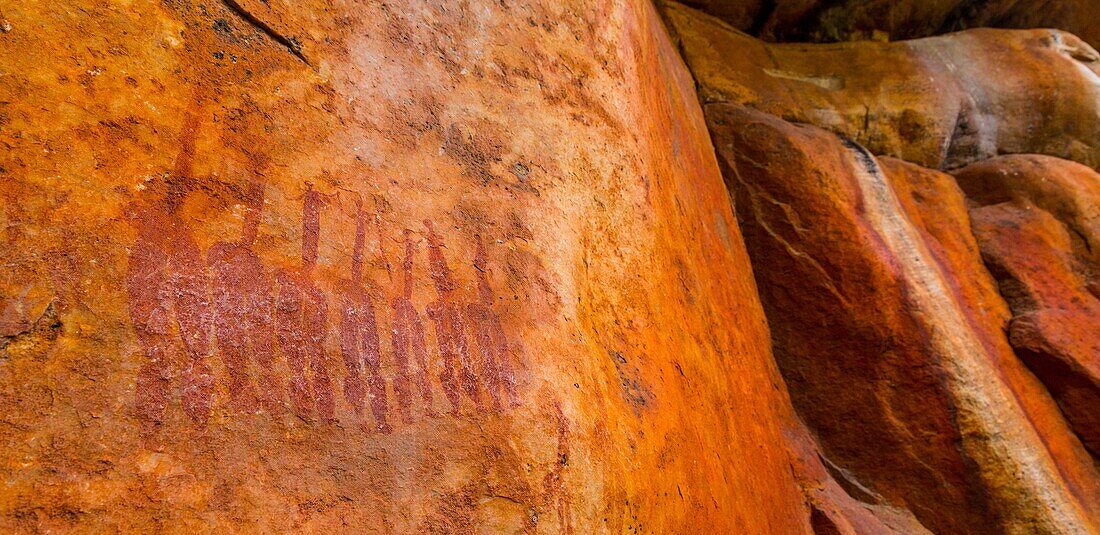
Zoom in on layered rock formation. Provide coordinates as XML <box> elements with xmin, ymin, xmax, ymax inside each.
<box><xmin>665</xmin><ymin>2</ymin><xmax>1100</xmax><ymax>533</ymax></box>
<box><xmin>664</xmin><ymin>1</ymin><xmax>1100</xmax><ymax>171</ymax></box>
<box><xmin>707</xmin><ymin>104</ymin><xmax>1100</xmax><ymax>533</ymax></box>
<box><xmin>955</xmin><ymin>156</ymin><xmax>1100</xmax><ymax>459</ymax></box>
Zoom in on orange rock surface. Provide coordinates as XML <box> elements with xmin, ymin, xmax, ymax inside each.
<box><xmin>663</xmin><ymin>2</ymin><xmax>1100</xmax><ymax>170</ymax></box>
<box><xmin>0</xmin><ymin>0</ymin><xmax>825</xmax><ymax>531</ymax></box>
<box><xmin>5</xmin><ymin>0</ymin><xmax>1100</xmax><ymax>531</ymax></box>
<box><xmin>955</xmin><ymin>155</ymin><xmax>1100</xmax><ymax>459</ymax></box>
<box><xmin>667</xmin><ymin>4</ymin><xmax>1100</xmax><ymax>530</ymax></box>
<box><xmin>706</xmin><ymin>103</ymin><xmax>1100</xmax><ymax>533</ymax></box>
<box><xmin>677</xmin><ymin>2</ymin><xmax>1100</xmax><ymax>531</ymax></box>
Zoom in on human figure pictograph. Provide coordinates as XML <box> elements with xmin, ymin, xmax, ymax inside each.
<box><xmin>465</xmin><ymin>237</ymin><xmax>521</xmax><ymax>411</ymax></box>
<box><xmin>424</xmin><ymin>220</ymin><xmax>483</xmax><ymax>414</ymax></box>
<box><xmin>207</xmin><ymin>181</ymin><xmax>280</xmax><ymax>414</ymax></box>
<box><xmin>126</xmin><ymin>108</ymin><xmax>215</xmax><ymax>444</ymax></box>
<box><xmin>390</xmin><ymin>229</ymin><xmax>437</xmax><ymax>422</ymax></box>
<box><xmin>337</xmin><ymin>199</ymin><xmax>391</xmax><ymax>432</ymax></box>
<box><xmin>274</xmin><ymin>183</ymin><xmax>336</xmax><ymax>421</ymax></box>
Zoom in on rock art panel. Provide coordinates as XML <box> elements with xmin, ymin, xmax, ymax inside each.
<box><xmin>707</xmin><ymin>103</ymin><xmax>1100</xmax><ymax>534</ymax></box>
<box><xmin>0</xmin><ymin>0</ymin><xmax>824</xmax><ymax>531</ymax></box>
<box><xmin>125</xmin><ymin>142</ymin><xmax>533</xmax><ymax>440</ymax></box>
<box><xmin>661</xmin><ymin>2</ymin><xmax>1100</xmax><ymax>171</ymax></box>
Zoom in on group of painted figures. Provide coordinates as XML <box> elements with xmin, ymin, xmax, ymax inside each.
<box><xmin>125</xmin><ymin>178</ymin><xmax>523</xmax><ymax>440</ymax></box>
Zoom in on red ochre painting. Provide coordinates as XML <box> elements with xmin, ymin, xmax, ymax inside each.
<box><xmin>124</xmin><ymin>113</ymin><xmax>526</xmax><ymax>446</ymax></box>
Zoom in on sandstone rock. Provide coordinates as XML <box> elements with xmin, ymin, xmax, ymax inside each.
<box><xmin>662</xmin><ymin>2</ymin><xmax>1100</xmax><ymax>171</ymax></box>
<box><xmin>780</xmin><ymin>416</ymin><xmax>933</xmax><ymax>535</ymax></box>
<box><xmin>955</xmin><ymin>155</ymin><xmax>1100</xmax><ymax>288</ymax></box>
<box><xmin>675</xmin><ymin>0</ymin><xmax>1100</xmax><ymax>49</ymax></box>
<box><xmin>955</xmin><ymin>155</ymin><xmax>1100</xmax><ymax>459</ymax></box>
<box><xmin>0</xmin><ymin>0</ymin><xmax>822</xmax><ymax>531</ymax></box>
<box><xmin>707</xmin><ymin>103</ymin><xmax>1100</xmax><ymax>534</ymax></box>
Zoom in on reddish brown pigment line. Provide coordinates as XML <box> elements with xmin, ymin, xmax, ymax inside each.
<box><xmin>390</xmin><ymin>230</ymin><xmax>436</xmax><ymax>422</ymax></box>
<box><xmin>207</xmin><ymin>181</ymin><xmax>275</xmax><ymax>413</ymax></box>
<box><xmin>465</xmin><ymin>237</ymin><xmax>520</xmax><ymax>410</ymax></box>
<box><xmin>425</xmin><ymin>220</ymin><xmax>483</xmax><ymax>413</ymax></box>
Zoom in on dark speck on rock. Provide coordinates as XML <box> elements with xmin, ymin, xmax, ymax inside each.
<box><xmin>512</xmin><ymin>161</ymin><xmax>530</xmax><ymax>181</ymax></box>
<box><xmin>213</xmin><ymin>19</ymin><xmax>232</xmax><ymax>35</ymax></box>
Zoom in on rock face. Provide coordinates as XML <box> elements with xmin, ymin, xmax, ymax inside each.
<box><xmin>663</xmin><ymin>2</ymin><xmax>1100</xmax><ymax>171</ymax></box>
<box><xmin>5</xmin><ymin>0</ymin><xmax>1100</xmax><ymax>532</ymax></box>
<box><xmin>955</xmin><ymin>155</ymin><xmax>1100</xmax><ymax>459</ymax></box>
<box><xmin>707</xmin><ymin>103</ymin><xmax>1100</xmax><ymax>534</ymax></box>
<box><xmin>0</xmin><ymin>0</ymin><xmax>831</xmax><ymax>531</ymax></box>
<box><xmin>779</xmin><ymin>416</ymin><xmax>934</xmax><ymax>535</ymax></box>
<box><xmin>665</xmin><ymin>4</ymin><xmax>1100</xmax><ymax>531</ymax></box>
<box><xmin>955</xmin><ymin>155</ymin><xmax>1100</xmax><ymax>291</ymax></box>
<box><xmin>676</xmin><ymin>0</ymin><xmax>1100</xmax><ymax>48</ymax></box>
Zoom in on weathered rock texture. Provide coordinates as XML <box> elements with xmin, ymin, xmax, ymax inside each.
<box><xmin>664</xmin><ymin>2</ymin><xmax>1100</xmax><ymax>171</ymax></box>
<box><xmin>0</xmin><ymin>0</ymin><xmax>849</xmax><ymax>531</ymax></box>
<box><xmin>780</xmin><ymin>417</ymin><xmax>934</xmax><ymax>535</ymax></box>
<box><xmin>5</xmin><ymin>0</ymin><xmax>1100</xmax><ymax>532</ymax></box>
<box><xmin>707</xmin><ymin>103</ymin><xmax>1100</xmax><ymax>534</ymax></box>
<box><xmin>677</xmin><ymin>0</ymin><xmax>1100</xmax><ymax>48</ymax></box>
<box><xmin>665</xmin><ymin>5</ymin><xmax>1100</xmax><ymax>531</ymax></box>
<box><xmin>955</xmin><ymin>155</ymin><xmax>1100</xmax><ymax>459</ymax></box>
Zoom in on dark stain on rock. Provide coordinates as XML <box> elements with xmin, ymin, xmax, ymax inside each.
<box><xmin>443</xmin><ymin>122</ymin><xmax>505</xmax><ymax>186</ymax></box>
<box><xmin>608</xmin><ymin>350</ymin><xmax>655</xmax><ymax>416</ymax></box>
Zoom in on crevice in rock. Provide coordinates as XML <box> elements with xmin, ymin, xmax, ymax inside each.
<box><xmin>221</xmin><ymin>0</ymin><xmax>313</xmax><ymax>69</ymax></box>
<box><xmin>809</xmin><ymin>505</ymin><xmax>843</xmax><ymax>535</ymax></box>
<box><xmin>818</xmin><ymin>453</ymin><xmax>881</xmax><ymax>505</ymax></box>
<box><xmin>747</xmin><ymin>0</ymin><xmax>777</xmax><ymax>36</ymax></box>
